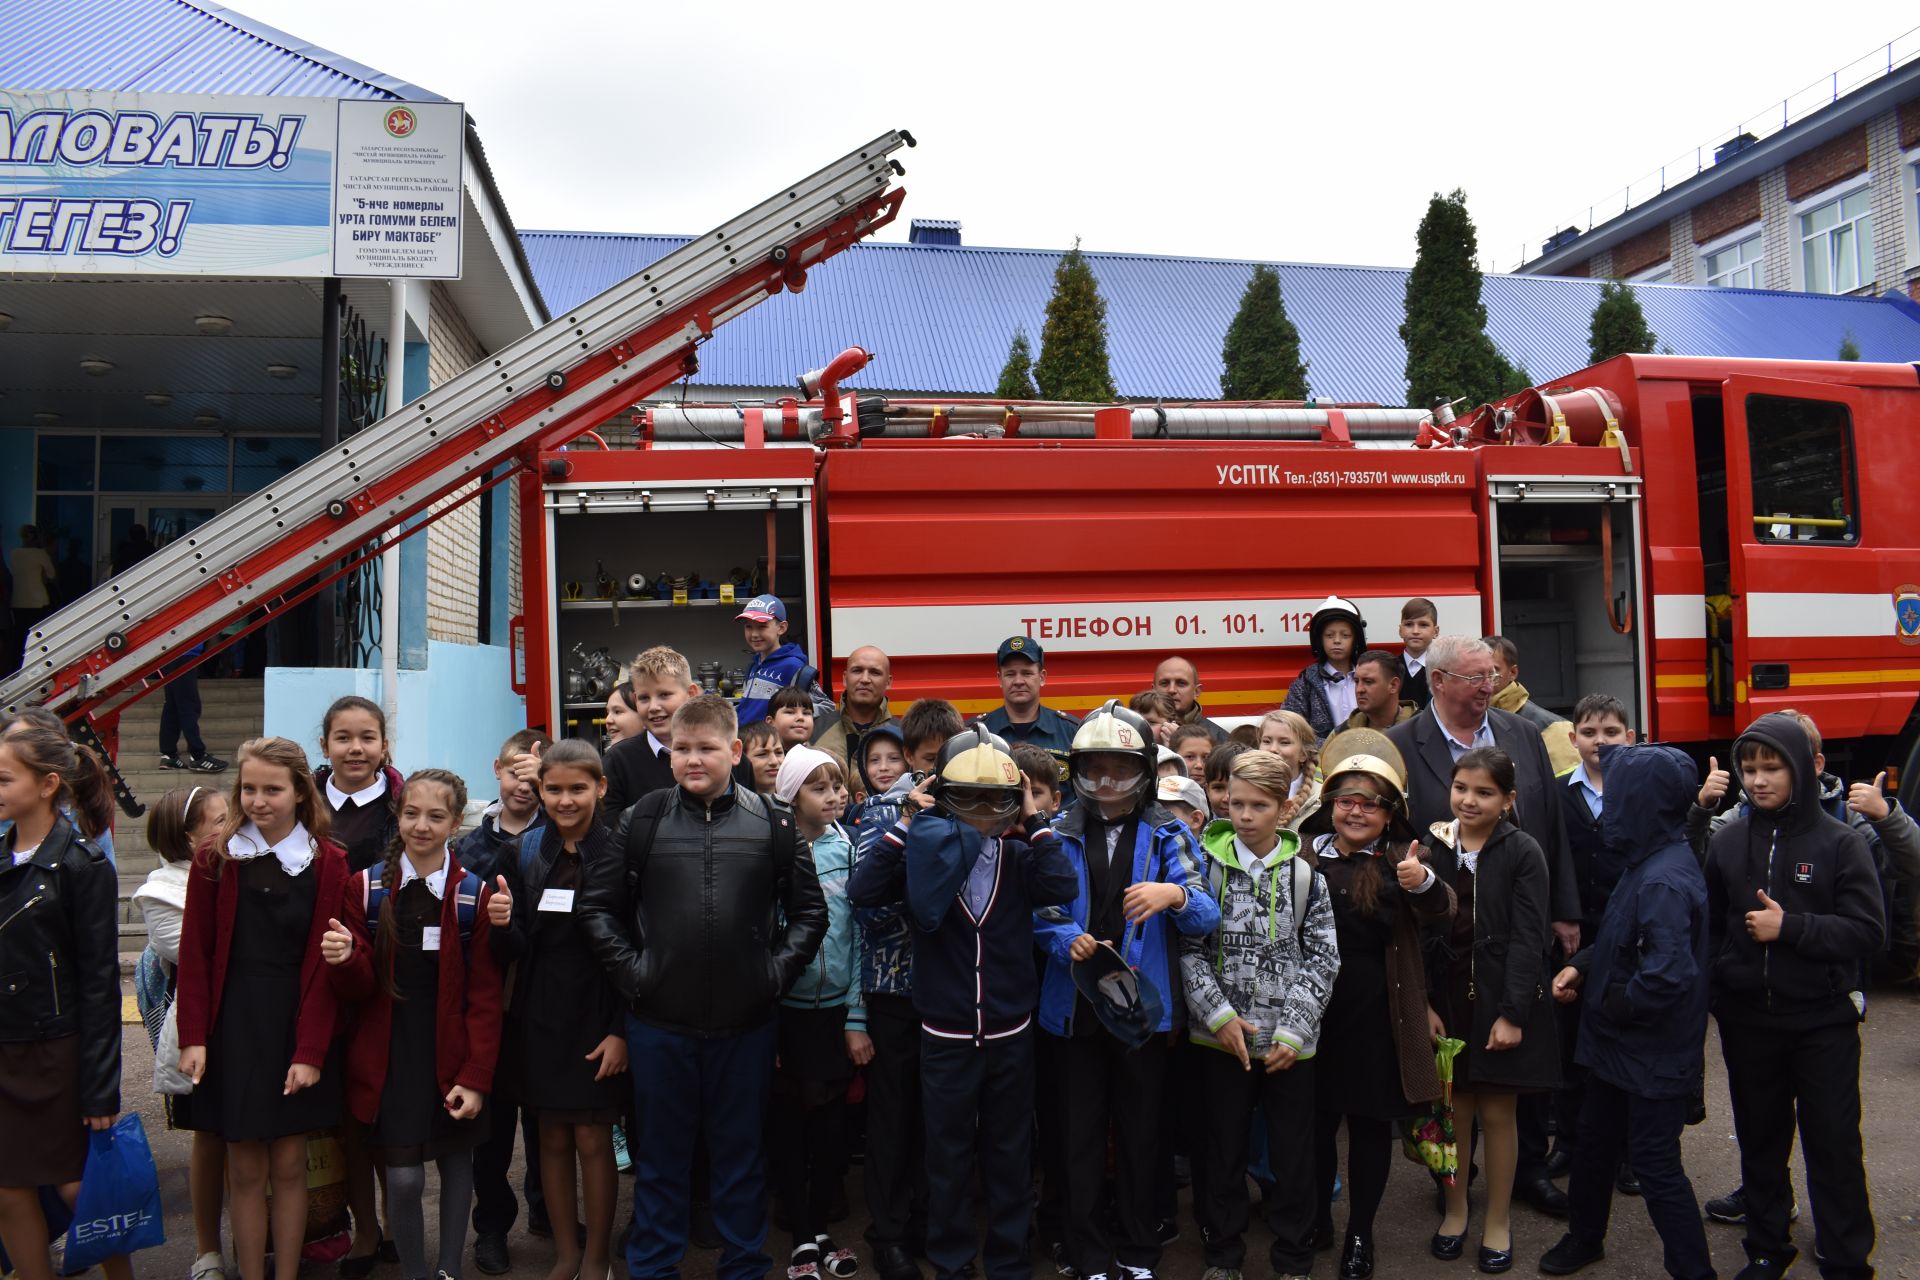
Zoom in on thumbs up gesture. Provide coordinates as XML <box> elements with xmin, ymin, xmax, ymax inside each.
<box><xmin>1745</xmin><ymin>889</ymin><xmax>1785</xmax><ymax>943</ymax></box>
<box><xmin>487</xmin><ymin>875</ymin><xmax>513</xmax><ymax>927</ymax></box>
<box><xmin>1847</xmin><ymin>771</ymin><xmax>1891</xmax><ymax>822</ymax></box>
<box><xmin>1394</xmin><ymin>842</ymin><xmax>1428</xmax><ymax>891</ymax></box>
<box><xmin>321</xmin><ymin>917</ymin><xmax>353</xmax><ymax>965</ymax></box>
<box><xmin>1697</xmin><ymin>756</ymin><xmax>1730</xmax><ymax>809</ymax></box>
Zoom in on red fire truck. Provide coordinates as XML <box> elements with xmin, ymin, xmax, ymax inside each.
<box><xmin>527</xmin><ymin>352</ymin><xmax>1920</xmax><ymax>803</ymax></box>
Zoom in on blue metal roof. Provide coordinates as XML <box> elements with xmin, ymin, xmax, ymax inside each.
<box><xmin>0</xmin><ymin>0</ymin><xmax>444</xmax><ymax>100</ymax></box>
<box><xmin>519</xmin><ymin>229</ymin><xmax>1920</xmax><ymax>403</ymax></box>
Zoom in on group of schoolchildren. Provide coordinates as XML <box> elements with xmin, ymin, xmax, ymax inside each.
<box><xmin>0</xmin><ymin>589</ymin><xmax>1903</xmax><ymax>1280</ymax></box>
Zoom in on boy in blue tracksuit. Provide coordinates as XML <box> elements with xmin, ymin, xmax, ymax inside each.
<box><xmin>847</xmin><ymin>725</ymin><xmax>1076</xmax><ymax>1280</ymax></box>
<box><xmin>735</xmin><ymin>594</ymin><xmax>833</xmax><ymax>726</ymax></box>
<box><xmin>1034</xmin><ymin>701</ymin><xmax>1217</xmax><ymax>1280</ymax></box>
<box><xmin>1539</xmin><ymin>743</ymin><xmax>1714</xmax><ymax>1280</ymax></box>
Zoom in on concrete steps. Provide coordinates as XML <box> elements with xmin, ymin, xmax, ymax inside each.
<box><xmin>112</xmin><ymin>679</ymin><xmax>265</xmax><ymax>951</ymax></box>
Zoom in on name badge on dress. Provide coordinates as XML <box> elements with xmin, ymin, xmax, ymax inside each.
<box><xmin>538</xmin><ymin>887</ymin><xmax>575</xmax><ymax>913</ymax></box>
<box><xmin>421</xmin><ymin>927</ymin><xmax>442</xmax><ymax>951</ymax></box>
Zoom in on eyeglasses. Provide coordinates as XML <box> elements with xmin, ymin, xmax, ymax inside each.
<box><xmin>1331</xmin><ymin>793</ymin><xmax>1387</xmax><ymax>814</ymax></box>
<box><xmin>1436</xmin><ymin>667</ymin><xmax>1496</xmax><ymax>688</ymax></box>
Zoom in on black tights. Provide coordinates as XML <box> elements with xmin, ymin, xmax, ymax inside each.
<box><xmin>1314</xmin><ymin>1110</ymin><xmax>1394</xmax><ymax>1241</ymax></box>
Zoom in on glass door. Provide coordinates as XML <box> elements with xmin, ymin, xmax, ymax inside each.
<box><xmin>99</xmin><ymin>500</ymin><xmax>223</xmax><ymax>582</ymax></box>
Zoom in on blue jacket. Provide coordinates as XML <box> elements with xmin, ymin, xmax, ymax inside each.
<box><xmin>1570</xmin><ymin>743</ymin><xmax>1711</xmax><ymax>1099</ymax></box>
<box><xmin>848</xmin><ymin>770</ymin><xmax>917</xmax><ymax>1004</ymax></box>
<box><xmin>847</xmin><ymin>811</ymin><xmax>1075</xmax><ymax>1044</ymax></box>
<box><xmin>1280</xmin><ymin>662</ymin><xmax>1344</xmax><ymax>741</ymax></box>
<box><xmin>784</xmin><ymin>823</ymin><xmax>861</xmax><ymax>1019</ymax></box>
<box><xmin>737</xmin><ymin>641</ymin><xmax>831</xmax><ymax>726</ymax></box>
<box><xmin>1034</xmin><ymin>803</ymin><xmax>1218</xmax><ymax>1036</ymax></box>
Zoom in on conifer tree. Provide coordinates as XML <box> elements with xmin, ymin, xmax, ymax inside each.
<box><xmin>995</xmin><ymin>327</ymin><xmax>1039</xmax><ymax>398</ymax></box>
<box><xmin>1034</xmin><ymin>240</ymin><xmax>1117</xmax><ymax>402</ymax></box>
<box><xmin>1221</xmin><ymin>264</ymin><xmax>1309</xmax><ymax>399</ymax></box>
<box><xmin>1838</xmin><ymin>331</ymin><xmax>1861</xmax><ymax>361</ymax></box>
<box><xmin>1401</xmin><ymin>189</ymin><xmax>1514</xmax><ymax>408</ymax></box>
<box><xmin>1588</xmin><ymin>279</ymin><xmax>1659</xmax><ymax>364</ymax></box>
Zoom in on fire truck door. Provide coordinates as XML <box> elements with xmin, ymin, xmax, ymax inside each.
<box><xmin>1487</xmin><ymin>477</ymin><xmax>1647</xmax><ymax>731</ymax></box>
<box><xmin>1720</xmin><ymin>375</ymin><xmax>1869</xmax><ymax>726</ymax></box>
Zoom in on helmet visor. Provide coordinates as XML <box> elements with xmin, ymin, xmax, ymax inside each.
<box><xmin>1071</xmin><ymin>752</ymin><xmax>1150</xmax><ymax>807</ymax></box>
<box><xmin>939</xmin><ymin>785</ymin><xmax>1022</xmax><ymax>835</ymax></box>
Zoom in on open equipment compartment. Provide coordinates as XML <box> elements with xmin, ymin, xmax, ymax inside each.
<box><xmin>1488</xmin><ymin>474</ymin><xmax>1646</xmax><ymax>727</ymax></box>
<box><xmin>539</xmin><ymin>454</ymin><xmax>819</xmax><ymax>743</ymax></box>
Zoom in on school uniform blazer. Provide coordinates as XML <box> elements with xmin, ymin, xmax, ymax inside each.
<box><xmin>331</xmin><ymin>850</ymin><xmax>506</xmax><ymax>1125</ymax></box>
<box><xmin>1388</xmin><ymin>706</ymin><xmax>1581</xmax><ymax>926</ymax></box>
<box><xmin>175</xmin><ymin>838</ymin><xmax>353</xmax><ymax>1069</ymax></box>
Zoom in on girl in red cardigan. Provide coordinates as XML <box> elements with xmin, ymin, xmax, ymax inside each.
<box><xmin>176</xmin><ymin>737</ymin><xmax>352</xmax><ymax>1280</ymax></box>
<box><xmin>323</xmin><ymin>769</ymin><xmax>504</xmax><ymax>1280</ymax></box>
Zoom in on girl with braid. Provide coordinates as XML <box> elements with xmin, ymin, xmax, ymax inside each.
<box><xmin>324</xmin><ymin>770</ymin><xmax>506</xmax><ymax>1280</ymax></box>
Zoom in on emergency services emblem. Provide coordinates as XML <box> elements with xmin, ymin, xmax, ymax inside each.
<box><xmin>1009</xmin><ymin>638</ymin><xmax>1026</xmax><ymax>651</ymax></box>
<box><xmin>1895</xmin><ymin>586</ymin><xmax>1920</xmax><ymax>646</ymax></box>
<box><xmin>1794</xmin><ymin>862</ymin><xmax>1814</xmax><ymax>884</ymax></box>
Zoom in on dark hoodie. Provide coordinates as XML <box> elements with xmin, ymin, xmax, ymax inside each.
<box><xmin>1569</xmin><ymin>743</ymin><xmax>1709</xmax><ymax>1098</ymax></box>
<box><xmin>1705</xmin><ymin>712</ymin><xmax>1885</xmax><ymax>1030</ymax></box>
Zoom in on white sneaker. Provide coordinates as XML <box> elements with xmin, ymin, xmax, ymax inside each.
<box><xmin>190</xmin><ymin>1252</ymin><xmax>227</xmax><ymax>1280</ymax></box>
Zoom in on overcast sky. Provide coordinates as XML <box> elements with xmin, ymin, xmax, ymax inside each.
<box><xmin>238</xmin><ymin>0</ymin><xmax>1917</xmax><ymax>273</ymax></box>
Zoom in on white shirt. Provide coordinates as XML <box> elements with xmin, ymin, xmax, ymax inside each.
<box><xmin>647</xmin><ymin>732</ymin><xmax>672</xmax><ymax>760</ymax></box>
<box><xmin>227</xmin><ymin>821</ymin><xmax>316</xmax><ymax>876</ymax></box>
<box><xmin>327</xmin><ymin>771</ymin><xmax>388</xmax><ymax>811</ymax></box>
<box><xmin>11</xmin><ymin>841</ymin><xmax>40</xmax><ymax>867</ymax></box>
<box><xmin>1322</xmin><ymin>663</ymin><xmax>1357</xmax><ymax>726</ymax></box>
<box><xmin>1103</xmin><ymin>826</ymin><xmax>1123</xmax><ymax>871</ymax></box>
<box><xmin>7</xmin><ymin>546</ymin><xmax>55</xmax><ymax>610</ymax></box>
<box><xmin>397</xmin><ymin>852</ymin><xmax>450</xmax><ymax>899</ymax></box>
<box><xmin>1404</xmin><ymin>652</ymin><xmax>1426</xmax><ymax>677</ymax></box>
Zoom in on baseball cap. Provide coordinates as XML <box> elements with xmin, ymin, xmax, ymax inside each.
<box><xmin>736</xmin><ymin>594</ymin><xmax>787</xmax><ymax>623</ymax></box>
<box><xmin>995</xmin><ymin>635</ymin><xmax>1044</xmax><ymax>666</ymax></box>
<box><xmin>1155</xmin><ymin>773</ymin><xmax>1210</xmax><ymax>821</ymax></box>
<box><xmin>774</xmin><ymin>745</ymin><xmax>838</xmax><ymax>804</ymax></box>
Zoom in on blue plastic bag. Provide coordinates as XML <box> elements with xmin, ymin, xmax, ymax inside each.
<box><xmin>63</xmin><ymin>1115</ymin><xmax>166</xmax><ymax>1269</ymax></box>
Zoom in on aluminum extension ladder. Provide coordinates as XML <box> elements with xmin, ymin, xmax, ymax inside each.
<box><xmin>1</xmin><ymin>130</ymin><xmax>914</xmax><ymax>725</ymax></box>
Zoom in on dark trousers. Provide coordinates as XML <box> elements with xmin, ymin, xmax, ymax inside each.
<box><xmin>471</xmin><ymin>1098</ymin><xmax>545</xmax><ymax>1235</ymax></box>
<box><xmin>1313</xmin><ymin>1110</ymin><xmax>1392</xmax><ymax>1242</ymax></box>
<box><xmin>624</xmin><ymin>1014</ymin><xmax>777</xmax><ymax>1280</ymax></box>
<box><xmin>1566</xmin><ymin>1076</ymin><xmax>1713</xmax><ymax>1280</ymax></box>
<box><xmin>1057</xmin><ymin>1031</ymin><xmax>1167</xmax><ymax>1277</ymax></box>
<box><xmin>1718</xmin><ymin>1016</ymin><xmax>1875</xmax><ymax>1277</ymax></box>
<box><xmin>861</xmin><ymin>994</ymin><xmax>926</xmax><ymax>1249</ymax></box>
<box><xmin>1550</xmin><ymin>996</ymin><xmax>1585</xmax><ymax>1151</ymax></box>
<box><xmin>1195</xmin><ymin>1047</ymin><xmax>1317</xmax><ymax>1275</ymax></box>
<box><xmin>921</xmin><ymin>1028</ymin><xmax>1034</xmax><ymax>1280</ymax></box>
<box><xmin>1034</xmin><ymin>1024</ymin><xmax>1067</xmax><ymax>1244</ymax></box>
<box><xmin>159</xmin><ymin>658</ymin><xmax>205</xmax><ymax>758</ymax></box>
<box><xmin>771</xmin><ymin>1090</ymin><xmax>845</xmax><ymax>1253</ymax></box>
<box><xmin>1517</xmin><ymin>1089</ymin><xmax>1552</xmax><ymax>1184</ymax></box>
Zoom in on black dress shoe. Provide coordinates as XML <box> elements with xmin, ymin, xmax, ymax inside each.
<box><xmin>472</xmin><ymin>1232</ymin><xmax>510</xmax><ymax>1276</ymax></box>
<box><xmin>1538</xmin><ymin>1234</ymin><xmax>1606</xmax><ymax>1275</ymax></box>
<box><xmin>1544</xmin><ymin>1145</ymin><xmax>1573</xmax><ymax>1179</ymax></box>
<box><xmin>1478</xmin><ymin>1243</ymin><xmax>1514</xmax><ymax>1273</ymax></box>
<box><xmin>874</xmin><ymin>1244</ymin><xmax>923</xmax><ymax>1280</ymax></box>
<box><xmin>1338</xmin><ymin>1233</ymin><xmax>1374</xmax><ymax>1279</ymax></box>
<box><xmin>1431</xmin><ymin>1230</ymin><xmax>1465</xmax><ymax>1262</ymax></box>
<box><xmin>1517</xmin><ymin>1176</ymin><xmax>1570</xmax><ymax>1218</ymax></box>
<box><xmin>1615</xmin><ymin>1167</ymin><xmax>1641</xmax><ymax>1196</ymax></box>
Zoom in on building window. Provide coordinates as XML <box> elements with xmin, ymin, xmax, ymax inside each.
<box><xmin>1799</xmin><ymin>188</ymin><xmax>1874</xmax><ymax>294</ymax></box>
<box><xmin>1704</xmin><ymin>233</ymin><xmax>1764</xmax><ymax>289</ymax></box>
<box><xmin>1632</xmin><ymin>265</ymin><xmax>1672</xmax><ymax>284</ymax></box>
<box><xmin>1747</xmin><ymin>394</ymin><xmax>1857</xmax><ymax>544</ymax></box>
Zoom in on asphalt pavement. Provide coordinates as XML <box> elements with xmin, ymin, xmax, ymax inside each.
<box><xmin>108</xmin><ymin>986</ymin><xmax>1920</xmax><ymax>1278</ymax></box>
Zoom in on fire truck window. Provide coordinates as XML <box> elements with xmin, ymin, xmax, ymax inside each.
<box><xmin>1745</xmin><ymin>394</ymin><xmax>1857</xmax><ymax>545</ymax></box>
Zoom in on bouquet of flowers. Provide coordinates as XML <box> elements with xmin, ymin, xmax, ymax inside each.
<box><xmin>1400</xmin><ymin>1036</ymin><xmax>1465</xmax><ymax>1184</ymax></box>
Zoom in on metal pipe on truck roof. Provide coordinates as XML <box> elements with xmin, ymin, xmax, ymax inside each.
<box><xmin>641</xmin><ymin>403</ymin><xmax>1431</xmax><ymax>442</ymax></box>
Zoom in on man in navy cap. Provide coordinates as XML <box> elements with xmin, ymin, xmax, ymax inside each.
<box><xmin>735</xmin><ymin>593</ymin><xmax>832</xmax><ymax>726</ymax></box>
<box><xmin>979</xmin><ymin>637</ymin><xmax>1079</xmax><ymax>761</ymax></box>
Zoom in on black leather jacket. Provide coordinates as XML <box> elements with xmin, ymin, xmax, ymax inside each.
<box><xmin>579</xmin><ymin>785</ymin><xmax>825</xmax><ymax>1037</ymax></box>
<box><xmin>0</xmin><ymin>817</ymin><xmax>122</xmax><ymax>1115</ymax></box>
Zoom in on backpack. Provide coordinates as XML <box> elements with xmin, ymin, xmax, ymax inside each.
<box><xmin>364</xmin><ymin>867</ymin><xmax>483</xmax><ymax>948</ymax></box>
